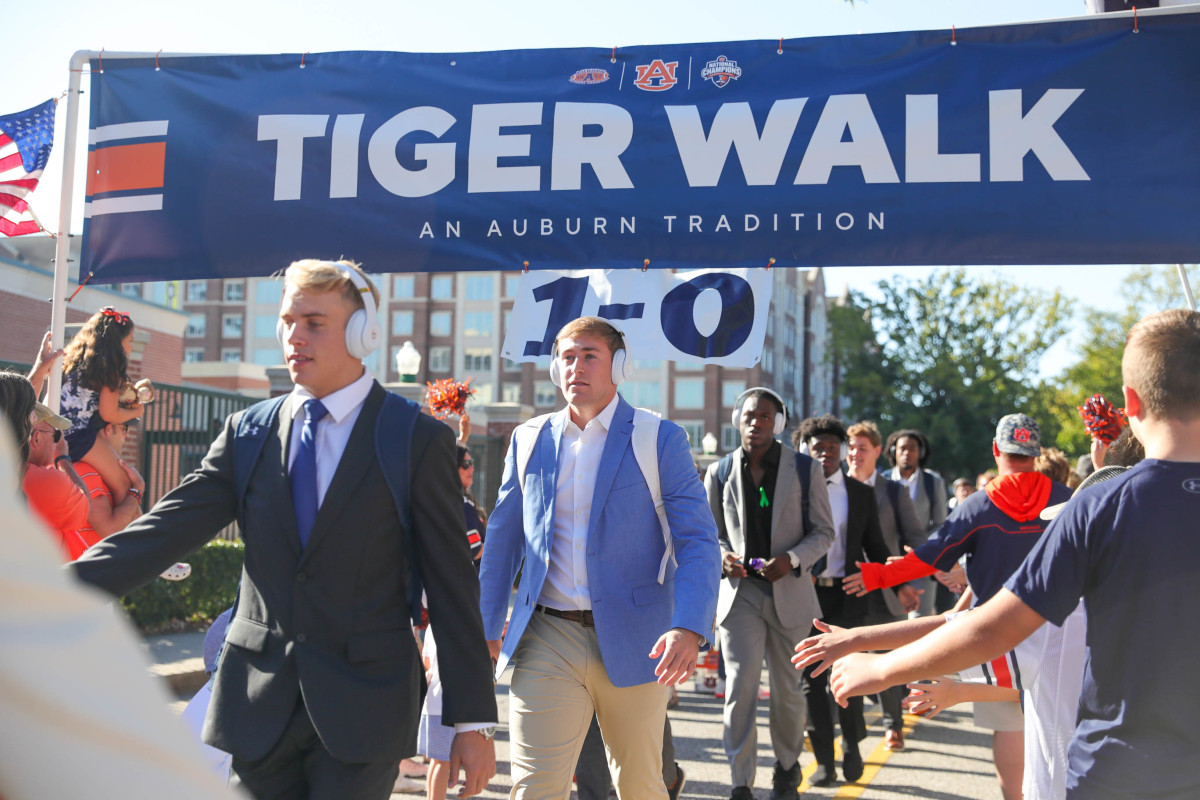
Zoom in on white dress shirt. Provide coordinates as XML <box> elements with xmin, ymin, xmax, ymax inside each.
<box><xmin>287</xmin><ymin>369</ymin><xmax>375</xmax><ymax>509</ymax></box>
<box><xmin>538</xmin><ymin>392</ymin><xmax>620</xmax><ymax>611</ymax></box>
<box><xmin>896</xmin><ymin>468</ymin><xmax>921</xmax><ymax>503</ymax></box>
<box><xmin>818</xmin><ymin>469</ymin><xmax>850</xmax><ymax>579</ymax></box>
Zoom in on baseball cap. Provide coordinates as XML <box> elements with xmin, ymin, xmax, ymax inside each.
<box><xmin>34</xmin><ymin>402</ymin><xmax>72</xmax><ymax>431</ymax></box>
<box><xmin>995</xmin><ymin>413</ymin><xmax>1041</xmax><ymax>458</ymax></box>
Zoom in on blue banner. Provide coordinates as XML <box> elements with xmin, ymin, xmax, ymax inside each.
<box><xmin>81</xmin><ymin>11</ymin><xmax>1200</xmax><ymax>281</ymax></box>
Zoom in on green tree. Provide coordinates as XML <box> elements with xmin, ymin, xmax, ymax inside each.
<box><xmin>829</xmin><ymin>268</ymin><xmax>1071</xmax><ymax>481</ymax></box>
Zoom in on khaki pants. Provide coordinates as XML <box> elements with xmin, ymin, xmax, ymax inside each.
<box><xmin>508</xmin><ymin>611</ymin><xmax>669</xmax><ymax>800</ymax></box>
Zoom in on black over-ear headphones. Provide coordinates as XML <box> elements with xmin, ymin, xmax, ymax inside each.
<box><xmin>887</xmin><ymin>429</ymin><xmax>929</xmax><ymax>466</ymax></box>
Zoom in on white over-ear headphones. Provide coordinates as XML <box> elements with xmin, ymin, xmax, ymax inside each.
<box><xmin>731</xmin><ymin>387</ymin><xmax>787</xmax><ymax>436</ymax></box>
<box><xmin>276</xmin><ymin>261</ymin><xmax>382</xmax><ymax>359</ymax></box>
<box><xmin>549</xmin><ymin>322</ymin><xmax>633</xmax><ymax>388</ymax></box>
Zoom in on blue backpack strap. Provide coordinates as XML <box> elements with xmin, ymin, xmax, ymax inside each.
<box><xmin>375</xmin><ymin>391</ymin><xmax>422</xmax><ymax>626</ymax></box>
<box><xmin>716</xmin><ymin>452</ymin><xmax>734</xmax><ymax>493</ymax></box>
<box><xmin>794</xmin><ymin>451</ymin><xmax>815</xmax><ymax>536</ymax></box>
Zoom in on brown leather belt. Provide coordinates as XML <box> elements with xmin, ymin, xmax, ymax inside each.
<box><xmin>536</xmin><ymin>604</ymin><xmax>595</xmax><ymax>627</ymax></box>
<box><xmin>813</xmin><ymin>577</ymin><xmax>842</xmax><ymax>588</ymax></box>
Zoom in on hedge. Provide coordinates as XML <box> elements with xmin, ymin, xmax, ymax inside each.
<box><xmin>121</xmin><ymin>539</ymin><xmax>244</xmax><ymax>631</ymax></box>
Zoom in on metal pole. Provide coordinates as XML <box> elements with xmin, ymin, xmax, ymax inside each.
<box><xmin>47</xmin><ymin>51</ymin><xmax>92</xmax><ymax>412</ymax></box>
<box><xmin>1177</xmin><ymin>264</ymin><xmax>1197</xmax><ymax>311</ymax></box>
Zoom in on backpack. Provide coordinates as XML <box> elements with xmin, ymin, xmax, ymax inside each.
<box><xmin>713</xmin><ymin>448</ymin><xmax>816</xmax><ymax>540</ymax></box>
<box><xmin>232</xmin><ymin>390</ymin><xmax>423</xmax><ymax>624</ymax></box>
<box><xmin>514</xmin><ymin>407</ymin><xmax>675</xmax><ymax>584</ymax></box>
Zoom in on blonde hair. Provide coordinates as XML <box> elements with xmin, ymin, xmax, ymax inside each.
<box><xmin>846</xmin><ymin>420</ymin><xmax>882</xmax><ymax>447</ymax></box>
<box><xmin>1034</xmin><ymin>447</ymin><xmax>1071</xmax><ymax>485</ymax></box>
<box><xmin>553</xmin><ymin>316</ymin><xmax>624</xmax><ymax>356</ymax></box>
<box><xmin>1122</xmin><ymin>309</ymin><xmax>1200</xmax><ymax>422</ymax></box>
<box><xmin>282</xmin><ymin>259</ymin><xmax>380</xmax><ymax>311</ymax></box>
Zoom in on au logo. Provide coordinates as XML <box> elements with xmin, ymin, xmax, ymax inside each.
<box><xmin>569</xmin><ymin>68</ymin><xmax>609</xmax><ymax>85</ymax></box>
<box><xmin>701</xmin><ymin>55</ymin><xmax>743</xmax><ymax>88</ymax></box>
<box><xmin>634</xmin><ymin>59</ymin><xmax>679</xmax><ymax>92</ymax></box>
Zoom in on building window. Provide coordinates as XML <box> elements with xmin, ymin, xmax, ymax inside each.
<box><xmin>674</xmin><ymin>378</ymin><xmax>704</xmax><ymax>409</ymax></box>
<box><xmin>256</xmin><ymin>280</ymin><xmax>283</xmax><ymax>305</ymax></box>
<box><xmin>224</xmin><ymin>281</ymin><xmax>245</xmax><ymax>302</ymax></box>
<box><xmin>763</xmin><ymin>349</ymin><xmax>775</xmax><ymax>375</ymax></box>
<box><xmin>675</xmin><ymin>361</ymin><xmax>704</xmax><ymax>372</ymax></box>
<box><xmin>783</xmin><ymin>361</ymin><xmax>796</xmax><ymax>388</ymax></box>
<box><xmin>253</xmin><ymin>348</ymin><xmax>280</xmax><ymax>366</ymax></box>
<box><xmin>221</xmin><ymin>348</ymin><xmax>241</xmax><ymax>363</ymax></box>
<box><xmin>186</xmin><ymin>314</ymin><xmax>206</xmax><ymax>338</ymax></box>
<box><xmin>116</xmin><ymin>282</ymin><xmax>142</xmax><ymax>298</ymax></box>
<box><xmin>428</xmin><ymin>346</ymin><xmax>451</xmax><ymax>372</ymax></box>
<box><xmin>184</xmin><ymin>347</ymin><xmax>205</xmax><ymax>363</ymax></box>
<box><xmin>393</xmin><ymin>275</ymin><xmax>415</xmax><ymax>298</ymax></box>
<box><xmin>619</xmin><ymin>381</ymin><xmax>662</xmax><ymax>410</ymax></box>
<box><xmin>222</xmin><ymin>313</ymin><xmax>244</xmax><ymax>338</ymax></box>
<box><xmin>504</xmin><ymin>274</ymin><xmax>522</xmax><ymax>298</ymax></box>
<box><xmin>503</xmin><ymin>358</ymin><xmax>521</xmax><ymax>372</ymax></box>
<box><xmin>786</xmin><ymin>323</ymin><xmax>797</xmax><ymax>352</ymax></box>
<box><xmin>254</xmin><ymin>313</ymin><xmax>278</xmax><ymax>339</ymax></box>
<box><xmin>633</xmin><ymin>359</ymin><xmax>661</xmax><ymax>370</ymax></box>
<box><xmin>392</xmin><ymin>310</ymin><xmax>414</xmax><ymax>336</ymax></box>
<box><xmin>721</xmin><ymin>424</ymin><xmax>740</xmax><ymax>451</ymax></box>
<box><xmin>501</xmin><ymin>383</ymin><xmax>522</xmax><ymax>403</ymax></box>
<box><xmin>767</xmin><ymin>314</ymin><xmax>775</xmax><ymax>339</ymax></box>
<box><xmin>722</xmin><ymin>380</ymin><xmax>746</xmax><ymax>408</ymax></box>
<box><xmin>465</xmin><ymin>275</ymin><xmax>494</xmax><ymax>301</ymax></box>
<box><xmin>463</xmin><ymin>311</ymin><xmax>492</xmax><ymax>337</ymax></box>
<box><xmin>186</xmin><ymin>281</ymin><xmax>207</xmax><ymax>302</ymax></box>
<box><xmin>677</xmin><ymin>420</ymin><xmax>704</xmax><ymax>451</ymax></box>
<box><xmin>430</xmin><ymin>311</ymin><xmax>452</xmax><ymax>337</ymax></box>
<box><xmin>431</xmin><ymin>275</ymin><xmax>454</xmax><ymax>300</ymax></box>
<box><xmin>463</xmin><ymin>348</ymin><xmax>491</xmax><ymax>372</ymax></box>
<box><xmin>534</xmin><ymin>381</ymin><xmax>558</xmax><ymax>407</ymax></box>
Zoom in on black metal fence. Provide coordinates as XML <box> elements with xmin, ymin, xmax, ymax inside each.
<box><xmin>138</xmin><ymin>383</ymin><xmax>256</xmax><ymax>541</ymax></box>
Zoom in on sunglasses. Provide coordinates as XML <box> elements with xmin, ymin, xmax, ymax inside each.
<box><xmin>460</xmin><ymin>459</ymin><xmax>474</xmax><ymax>468</ymax></box>
<box><xmin>33</xmin><ymin>427</ymin><xmax>62</xmax><ymax>443</ymax></box>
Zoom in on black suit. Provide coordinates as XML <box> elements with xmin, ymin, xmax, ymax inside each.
<box><xmin>74</xmin><ymin>383</ymin><xmax>496</xmax><ymax>795</ymax></box>
<box><xmin>803</xmin><ymin>475</ymin><xmax>892</xmax><ymax>771</ymax></box>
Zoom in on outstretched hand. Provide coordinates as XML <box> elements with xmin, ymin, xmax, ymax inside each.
<box><xmin>842</xmin><ymin>567</ymin><xmax>869</xmax><ymax>597</ymax></box>
<box><xmin>791</xmin><ymin>618</ymin><xmax>853</xmax><ymax>677</ymax></box>
<box><xmin>904</xmin><ymin>677</ymin><xmax>965</xmax><ymax>720</ymax></box>
<box><xmin>828</xmin><ymin>652</ymin><xmax>889</xmax><ymax>708</ymax></box>
<box><xmin>649</xmin><ymin>627</ymin><xmax>701</xmax><ymax>685</ymax></box>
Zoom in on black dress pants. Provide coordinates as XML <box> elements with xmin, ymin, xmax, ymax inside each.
<box><xmin>803</xmin><ymin>585</ymin><xmax>868</xmax><ymax>767</ymax></box>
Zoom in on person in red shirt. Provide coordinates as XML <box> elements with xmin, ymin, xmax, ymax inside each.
<box><xmin>75</xmin><ymin>419</ymin><xmax>146</xmax><ymax>540</ymax></box>
<box><xmin>23</xmin><ymin>402</ymin><xmax>94</xmax><ymax>560</ymax></box>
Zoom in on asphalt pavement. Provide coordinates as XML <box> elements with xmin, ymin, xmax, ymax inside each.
<box><xmin>147</xmin><ymin>632</ymin><xmax>1002</xmax><ymax>799</ymax></box>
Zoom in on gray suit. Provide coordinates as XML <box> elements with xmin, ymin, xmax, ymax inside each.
<box><xmin>74</xmin><ymin>384</ymin><xmax>497</xmax><ymax>794</ymax></box>
<box><xmin>885</xmin><ymin>466</ymin><xmax>946</xmax><ymax>616</ymax></box>
<box><xmin>868</xmin><ymin>475</ymin><xmax>927</xmax><ymax>619</ymax></box>
<box><xmin>704</xmin><ymin>445</ymin><xmax>835</xmax><ymax>788</ymax></box>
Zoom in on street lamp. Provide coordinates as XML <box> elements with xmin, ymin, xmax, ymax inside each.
<box><xmin>702</xmin><ymin>432</ymin><xmax>718</xmax><ymax>455</ymax></box>
<box><xmin>395</xmin><ymin>341</ymin><xmax>422</xmax><ymax>383</ymax></box>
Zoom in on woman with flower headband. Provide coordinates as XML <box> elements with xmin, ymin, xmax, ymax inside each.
<box><xmin>59</xmin><ymin>307</ymin><xmax>144</xmax><ymax>501</ymax></box>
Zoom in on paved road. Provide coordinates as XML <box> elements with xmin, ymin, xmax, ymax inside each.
<box><xmin>391</xmin><ymin>677</ymin><xmax>1002</xmax><ymax>800</ymax></box>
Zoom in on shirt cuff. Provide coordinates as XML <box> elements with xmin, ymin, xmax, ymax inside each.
<box><xmin>787</xmin><ymin>550</ymin><xmax>801</xmax><ymax>569</ymax></box>
<box><xmin>454</xmin><ymin>722</ymin><xmax>497</xmax><ymax>734</ymax></box>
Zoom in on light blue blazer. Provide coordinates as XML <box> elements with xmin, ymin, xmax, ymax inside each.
<box><xmin>479</xmin><ymin>395</ymin><xmax>721</xmax><ymax>688</ymax></box>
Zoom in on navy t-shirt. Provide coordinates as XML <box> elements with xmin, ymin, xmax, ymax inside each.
<box><xmin>913</xmin><ymin>480</ymin><xmax>1072</xmax><ymax>605</ymax></box>
<box><xmin>1006</xmin><ymin>459</ymin><xmax>1200</xmax><ymax>799</ymax></box>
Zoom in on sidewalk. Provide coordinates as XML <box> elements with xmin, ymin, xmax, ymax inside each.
<box><xmin>147</xmin><ymin>633</ymin><xmax>1002</xmax><ymax>799</ymax></box>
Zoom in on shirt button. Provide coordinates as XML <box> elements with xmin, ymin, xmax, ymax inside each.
<box><xmin>296</xmin><ymin>634</ymin><xmax>307</xmax><ymax>643</ymax></box>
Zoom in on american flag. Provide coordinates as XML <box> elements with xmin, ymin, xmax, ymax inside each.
<box><xmin>0</xmin><ymin>99</ymin><xmax>56</xmax><ymax>237</ymax></box>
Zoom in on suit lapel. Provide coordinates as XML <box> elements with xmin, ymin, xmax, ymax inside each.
<box><xmin>844</xmin><ymin>480</ymin><xmax>864</xmax><ymax>574</ymax></box>
<box><xmin>299</xmin><ymin>384</ymin><xmax>383</xmax><ymax>564</ymax></box>
<box><xmin>275</xmin><ymin>396</ymin><xmax>302</xmax><ymax>559</ymax></box>
<box><xmin>586</xmin><ymin>399</ymin><xmax>633</xmax><ymax>537</ymax></box>
<box><xmin>728</xmin><ymin>449</ymin><xmax>745</xmax><ymax>547</ymax></box>
<box><xmin>540</xmin><ymin>410</ymin><xmax>569</xmax><ymax>550</ymax></box>
<box><xmin>770</xmin><ymin>446</ymin><xmax>796</xmax><ymax>547</ymax></box>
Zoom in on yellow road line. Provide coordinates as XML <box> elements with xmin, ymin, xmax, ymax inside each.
<box><xmin>796</xmin><ymin>713</ymin><xmax>922</xmax><ymax>796</ymax></box>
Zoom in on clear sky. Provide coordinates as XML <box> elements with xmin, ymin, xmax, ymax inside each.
<box><xmin>13</xmin><ymin>0</ymin><xmax>1163</xmax><ymax>376</ymax></box>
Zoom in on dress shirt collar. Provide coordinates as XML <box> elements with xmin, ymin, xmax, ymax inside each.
<box><xmin>826</xmin><ymin>467</ymin><xmax>845</xmax><ymax>487</ymax></box>
<box><xmin>855</xmin><ymin>470</ymin><xmax>878</xmax><ymax>487</ymax></box>
<box><xmin>290</xmin><ymin>369</ymin><xmax>374</xmax><ymax>424</ymax></box>
<box><xmin>563</xmin><ymin>391</ymin><xmax>621</xmax><ymax>434</ymax></box>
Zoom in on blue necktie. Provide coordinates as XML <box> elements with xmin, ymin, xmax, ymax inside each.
<box><xmin>291</xmin><ymin>399</ymin><xmax>329</xmax><ymax>549</ymax></box>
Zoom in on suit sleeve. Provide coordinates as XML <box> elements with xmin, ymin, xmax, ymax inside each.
<box><xmin>659</xmin><ymin>424</ymin><xmax>721</xmax><ymax>642</ymax></box>
<box><xmin>71</xmin><ymin>414</ymin><xmax>241</xmax><ymax>598</ymax></box>
<box><xmin>928</xmin><ymin>473</ymin><xmax>949</xmax><ymax>533</ymax></box>
<box><xmin>703</xmin><ymin>461</ymin><xmax>732</xmax><ymax>556</ymax></box>
<box><xmin>788</xmin><ymin>459</ymin><xmax>835</xmax><ymax>573</ymax></box>
<box><xmin>409</xmin><ymin>419</ymin><xmax>497</xmax><ymax>726</ymax></box>
<box><xmin>477</xmin><ymin>427</ymin><xmax>527</xmax><ymax>640</ymax></box>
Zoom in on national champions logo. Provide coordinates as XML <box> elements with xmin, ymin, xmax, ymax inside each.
<box><xmin>701</xmin><ymin>55</ymin><xmax>743</xmax><ymax>88</ymax></box>
<box><xmin>569</xmin><ymin>68</ymin><xmax>610</xmax><ymax>85</ymax></box>
<box><xmin>633</xmin><ymin>59</ymin><xmax>679</xmax><ymax>92</ymax></box>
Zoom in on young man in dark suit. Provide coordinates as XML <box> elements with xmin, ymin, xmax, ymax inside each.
<box><xmin>794</xmin><ymin>414</ymin><xmax>894</xmax><ymax>787</ymax></box>
<box><xmin>73</xmin><ymin>260</ymin><xmax>497</xmax><ymax>800</ymax></box>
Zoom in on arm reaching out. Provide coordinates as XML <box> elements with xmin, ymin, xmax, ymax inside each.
<box><xmin>905</xmin><ymin>677</ymin><xmax>1019</xmax><ymax>720</ymax></box>
<box><xmin>792</xmin><ymin>614</ymin><xmax>949</xmax><ymax>677</ymax></box>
